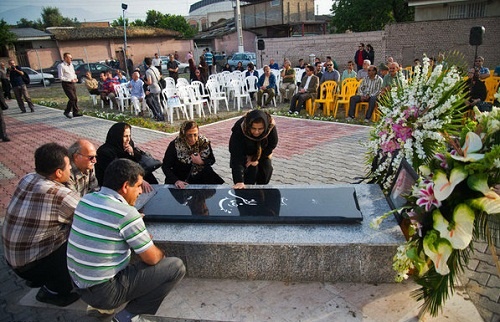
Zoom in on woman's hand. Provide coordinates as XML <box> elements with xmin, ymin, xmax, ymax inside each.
<box><xmin>175</xmin><ymin>180</ymin><xmax>188</xmax><ymax>189</ymax></box>
<box><xmin>124</xmin><ymin>144</ymin><xmax>134</xmax><ymax>156</ymax></box>
<box><xmin>191</xmin><ymin>153</ymin><xmax>204</xmax><ymax>165</ymax></box>
<box><xmin>141</xmin><ymin>181</ymin><xmax>153</xmax><ymax>193</ymax></box>
<box><xmin>233</xmin><ymin>182</ymin><xmax>246</xmax><ymax>189</ymax></box>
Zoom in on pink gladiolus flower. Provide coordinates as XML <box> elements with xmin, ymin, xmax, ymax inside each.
<box><xmin>415</xmin><ymin>182</ymin><xmax>441</xmax><ymax>212</ymax></box>
<box><xmin>392</xmin><ymin>123</ymin><xmax>413</xmax><ymax>141</ymax></box>
<box><xmin>381</xmin><ymin>139</ymin><xmax>399</xmax><ymax>153</ymax></box>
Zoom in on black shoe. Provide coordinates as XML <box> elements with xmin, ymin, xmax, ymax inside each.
<box><xmin>30</xmin><ymin>107</ymin><xmax>35</xmax><ymax>112</ymax></box>
<box><xmin>36</xmin><ymin>287</ymin><xmax>80</xmax><ymax>307</ymax></box>
<box><xmin>73</xmin><ymin>113</ymin><xmax>83</xmax><ymax>117</ymax></box>
<box><xmin>64</xmin><ymin>112</ymin><xmax>72</xmax><ymax>119</ymax></box>
<box><xmin>288</xmin><ymin>110</ymin><xmax>293</xmax><ymax>114</ymax></box>
<box><xmin>2</xmin><ymin>137</ymin><xmax>11</xmax><ymax>142</ymax></box>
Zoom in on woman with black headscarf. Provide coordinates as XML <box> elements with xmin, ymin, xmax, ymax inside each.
<box><xmin>95</xmin><ymin>122</ymin><xmax>158</xmax><ymax>187</ymax></box>
<box><xmin>229</xmin><ymin>110</ymin><xmax>278</xmax><ymax>189</ymax></box>
<box><xmin>162</xmin><ymin>120</ymin><xmax>223</xmax><ymax>189</ymax></box>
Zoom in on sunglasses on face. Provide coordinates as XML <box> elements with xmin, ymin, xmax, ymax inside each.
<box><xmin>78</xmin><ymin>153</ymin><xmax>97</xmax><ymax>161</ymax></box>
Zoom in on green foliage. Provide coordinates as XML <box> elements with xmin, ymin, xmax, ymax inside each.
<box><xmin>111</xmin><ymin>17</ymin><xmax>129</xmax><ymax>28</ymax></box>
<box><xmin>329</xmin><ymin>0</ymin><xmax>414</xmax><ymax>33</ymax></box>
<box><xmin>0</xmin><ymin>19</ymin><xmax>17</xmax><ymax>47</ymax></box>
<box><xmin>16</xmin><ymin>6</ymin><xmax>79</xmax><ymax>30</ymax></box>
<box><xmin>142</xmin><ymin>10</ymin><xmax>197</xmax><ymax>38</ymax></box>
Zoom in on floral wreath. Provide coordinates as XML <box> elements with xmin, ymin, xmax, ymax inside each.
<box><xmin>368</xmin><ymin>55</ymin><xmax>500</xmax><ymax>317</ymax></box>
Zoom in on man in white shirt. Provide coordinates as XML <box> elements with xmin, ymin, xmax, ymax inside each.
<box><xmin>288</xmin><ymin>65</ymin><xmax>319</xmax><ymax>115</ymax></box>
<box><xmin>152</xmin><ymin>53</ymin><xmax>162</xmax><ymax>74</ymax></box>
<box><xmin>58</xmin><ymin>53</ymin><xmax>81</xmax><ymax>118</ymax></box>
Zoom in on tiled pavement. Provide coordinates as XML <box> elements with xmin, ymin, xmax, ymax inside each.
<box><xmin>0</xmin><ymin>101</ymin><xmax>496</xmax><ymax>321</ymax></box>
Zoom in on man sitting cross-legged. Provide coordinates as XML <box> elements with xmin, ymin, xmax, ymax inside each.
<box><xmin>67</xmin><ymin>158</ymin><xmax>185</xmax><ymax>322</ymax></box>
<box><xmin>288</xmin><ymin>65</ymin><xmax>319</xmax><ymax>115</ymax></box>
<box><xmin>256</xmin><ymin>65</ymin><xmax>277</xmax><ymax>107</ymax></box>
<box><xmin>347</xmin><ymin>65</ymin><xmax>383</xmax><ymax>123</ymax></box>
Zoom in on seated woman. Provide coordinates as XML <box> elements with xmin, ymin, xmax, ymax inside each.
<box><xmin>96</xmin><ymin>122</ymin><xmax>158</xmax><ymax>188</ymax></box>
<box><xmin>235</xmin><ymin>61</ymin><xmax>245</xmax><ymax>72</ymax></box>
<box><xmin>162</xmin><ymin>120</ymin><xmax>224</xmax><ymax>189</ymax></box>
<box><xmin>229</xmin><ymin>110</ymin><xmax>278</xmax><ymax>189</ymax></box>
<box><xmin>222</xmin><ymin>63</ymin><xmax>231</xmax><ymax>72</ymax></box>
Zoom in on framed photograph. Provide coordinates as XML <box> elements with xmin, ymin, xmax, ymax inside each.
<box><xmin>387</xmin><ymin>158</ymin><xmax>419</xmax><ymax>211</ymax></box>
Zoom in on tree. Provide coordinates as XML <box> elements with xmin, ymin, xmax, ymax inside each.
<box><xmin>16</xmin><ymin>6</ymin><xmax>79</xmax><ymax>30</ymax></box>
<box><xmin>111</xmin><ymin>16</ymin><xmax>129</xmax><ymax>28</ymax></box>
<box><xmin>329</xmin><ymin>0</ymin><xmax>414</xmax><ymax>33</ymax></box>
<box><xmin>0</xmin><ymin>19</ymin><xmax>17</xmax><ymax>47</ymax></box>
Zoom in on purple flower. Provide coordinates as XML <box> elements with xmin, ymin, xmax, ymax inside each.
<box><xmin>415</xmin><ymin>182</ymin><xmax>441</xmax><ymax>212</ymax></box>
<box><xmin>392</xmin><ymin>123</ymin><xmax>413</xmax><ymax>141</ymax></box>
<box><xmin>435</xmin><ymin>153</ymin><xmax>448</xmax><ymax>169</ymax></box>
<box><xmin>381</xmin><ymin>139</ymin><xmax>399</xmax><ymax>153</ymax></box>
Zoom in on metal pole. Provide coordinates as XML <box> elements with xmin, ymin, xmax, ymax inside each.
<box><xmin>123</xmin><ymin>5</ymin><xmax>129</xmax><ymax>77</ymax></box>
<box><xmin>34</xmin><ymin>50</ymin><xmax>46</xmax><ymax>88</ymax></box>
<box><xmin>235</xmin><ymin>0</ymin><xmax>244</xmax><ymax>53</ymax></box>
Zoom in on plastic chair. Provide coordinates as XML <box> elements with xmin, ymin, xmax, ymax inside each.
<box><xmin>355</xmin><ymin>101</ymin><xmax>379</xmax><ymax>122</ymax></box>
<box><xmin>310</xmin><ymin>81</ymin><xmax>337</xmax><ymax>116</ymax></box>
<box><xmin>230</xmin><ymin>79</ymin><xmax>252</xmax><ymax>111</ymax></box>
<box><xmin>245</xmin><ymin>75</ymin><xmax>259</xmax><ymax>99</ymax></box>
<box><xmin>484</xmin><ymin>76</ymin><xmax>500</xmax><ymax>103</ymax></box>
<box><xmin>332</xmin><ymin>79</ymin><xmax>359</xmax><ymax>118</ymax></box>
<box><xmin>161</xmin><ymin>87</ymin><xmax>188</xmax><ymax>123</ymax></box>
<box><xmin>191</xmin><ymin>81</ymin><xmax>212</xmax><ymax>114</ymax></box>
<box><xmin>177</xmin><ymin>78</ymin><xmax>190</xmax><ymax>87</ymax></box>
<box><xmin>206</xmin><ymin>80</ymin><xmax>229</xmax><ymax>113</ymax></box>
<box><xmin>114</xmin><ymin>84</ymin><xmax>131</xmax><ymax>112</ymax></box>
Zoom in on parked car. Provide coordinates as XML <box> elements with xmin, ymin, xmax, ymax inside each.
<box><xmin>20</xmin><ymin>67</ymin><xmax>55</xmax><ymax>86</ymax></box>
<box><xmin>38</xmin><ymin>59</ymin><xmax>85</xmax><ymax>79</ymax></box>
<box><xmin>74</xmin><ymin>63</ymin><xmax>125</xmax><ymax>83</ymax></box>
<box><xmin>227</xmin><ymin>52</ymin><xmax>257</xmax><ymax>71</ymax></box>
<box><xmin>159</xmin><ymin>56</ymin><xmax>190</xmax><ymax>74</ymax></box>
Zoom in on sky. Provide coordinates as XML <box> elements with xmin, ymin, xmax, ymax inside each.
<box><xmin>0</xmin><ymin>0</ymin><xmax>333</xmax><ymax>24</ymax></box>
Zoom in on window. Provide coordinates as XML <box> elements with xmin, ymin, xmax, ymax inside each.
<box><xmin>271</xmin><ymin>0</ymin><xmax>280</xmax><ymax>6</ymax></box>
<box><xmin>448</xmin><ymin>1</ymin><xmax>485</xmax><ymax>19</ymax></box>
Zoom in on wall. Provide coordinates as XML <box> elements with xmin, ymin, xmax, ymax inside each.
<box><xmin>258</xmin><ymin>31</ymin><xmax>384</xmax><ymax>69</ymax></box>
<box><xmin>384</xmin><ymin>17</ymin><xmax>500</xmax><ymax>67</ymax></box>
<box><xmin>215</xmin><ymin>30</ymin><xmax>257</xmax><ymax>56</ymax></box>
<box><xmin>257</xmin><ymin>16</ymin><xmax>499</xmax><ymax>70</ymax></box>
<box><xmin>25</xmin><ymin>38</ymin><xmax>194</xmax><ymax>70</ymax></box>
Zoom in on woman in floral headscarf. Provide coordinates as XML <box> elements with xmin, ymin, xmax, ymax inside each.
<box><xmin>229</xmin><ymin>109</ymin><xmax>278</xmax><ymax>189</ymax></box>
<box><xmin>162</xmin><ymin>120</ymin><xmax>224</xmax><ymax>189</ymax></box>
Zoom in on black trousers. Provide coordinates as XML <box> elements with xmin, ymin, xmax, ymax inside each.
<box><xmin>243</xmin><ymin>158</ymin><xmax>273</xmax><ymax>185</ymax></box>
<box><xmin>62</xmin><ymin>81</ymin><xmax>79</xmax><ymax>114</ymax></box>
<box><xmin>11</xmin><ymin>242</ymin><xmax>74</xmax><ymax>294</ymax></box>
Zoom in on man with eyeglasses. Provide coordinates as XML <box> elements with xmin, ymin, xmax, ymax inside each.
<box><xmin>2</xmin><ymin>143</ymin><xmax>81</xmax><ymax>307</ymax></box>
<box><xmin>474</xmin><ymin>56</ymin><xmax>490</xmax><ymax>80</ymax></box>
<box><xmin>347</xmin><ymin>65</ymin><xmax>383</xmax><ymax>123</ymax></box>
<box><xmin>67</xmin><ymin>139</ymin><xmax>99</xmax><ymax>197</ymax></box>
<box><xmin>320</xmin><ymin>61</ymin><xmax>340</xmax><ymax>84</ymax></box>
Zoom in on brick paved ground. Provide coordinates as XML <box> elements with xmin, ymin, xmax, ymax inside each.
<box><xmin>0</xmin><ymin>101</ymin><xmax>498</xmax><ymax>321</ymax></box>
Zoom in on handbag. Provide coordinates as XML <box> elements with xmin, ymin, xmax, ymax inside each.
<box><xmin>136</xmin><ymin>147</ymin><xmax>162</xmax><ymax>174</ymax></box>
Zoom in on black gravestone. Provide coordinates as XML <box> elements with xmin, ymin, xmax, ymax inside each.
<box><xmin>138</xmin><ymin>186</ymin><xmax>363</xmax><ymax>224</ymax></box>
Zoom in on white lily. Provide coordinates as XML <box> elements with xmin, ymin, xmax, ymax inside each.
<box><xmin>450</xmin><ymin>132</ymin><xmax>484</xmax><ymax>162</ymax></box>
<box><xmin>433</xmin><ymin>167</ymin><xmax>467</xmax><ymax>201</ymax></box>
<box><xmin>433</xmin><ymin>206</ymin><xmax>474</xmax><ymax>250</ymax></box>
<box><xmin>468</xmin><ymin>175</ymin><xmax>500</xmax><ymax>215</ymax></box>
<box><xmin>423</xmin><ymin>230</ymin><xmax>453</xmax><ymax>275</ymax></box>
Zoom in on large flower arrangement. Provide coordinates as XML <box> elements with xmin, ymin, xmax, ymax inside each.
<box><xmin>369</xmin><ymin>60</ymin><xmax>500</xmax><ymax>317</ymax></box>
<box><xmin>366</xmin><ymin>56</ymin><xmax>467</xmax><ymax>191</ymax></box>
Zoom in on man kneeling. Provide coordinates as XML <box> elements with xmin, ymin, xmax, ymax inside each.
<box><xmin>67</xmin><ymin>158</ymin><xmax>185</xmax><ymax>321</ymax></box>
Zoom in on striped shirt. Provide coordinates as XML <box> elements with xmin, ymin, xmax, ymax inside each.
<box><xmin>2</xmin><ymin>173</ymin><xmax>80</xmax><ymax>268</ymax></box>
<box><xmin>358</xmin><ymin>75</ymin><xmax>383</xmax><ymax>97</ymax></box>
<box><xmin>67</xmin><ymin>187</ymin><xmax>153</xmax><ymax>289</ymax></box>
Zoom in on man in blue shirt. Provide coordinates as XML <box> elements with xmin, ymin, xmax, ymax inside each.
<box><xmin>8</xmin><ymin>59</ymin><xmax>34</xmax><ymax>113</ymax></box>
<box><xmin>204</xmin><ymin>48</ymin><xmax>214</xmax><ymax>75</ymax></box>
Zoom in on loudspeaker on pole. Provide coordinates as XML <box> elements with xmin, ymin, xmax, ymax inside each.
<box><xmin>469</xmin><ymin>26</ymin><xmax>485</xmax><ymax>46</ymax></box>
<box><xmin>258</xmin><ymin>39</ymin><xmax>265</xmax><ymax>50</ymax></box>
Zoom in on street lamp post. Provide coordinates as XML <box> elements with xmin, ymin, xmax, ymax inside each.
<box><xmin>122</xmin><ymin>3</ymin><xmax>129</xmax><ymax>76</ymax></box>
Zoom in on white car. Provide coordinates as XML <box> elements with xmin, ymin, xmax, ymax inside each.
<box><xmin>159</xmin><ymin>56</ymin><xmax>190</xmax><ymax>75</ymax></box>
<box><xmin>21</xmin><ymin>67</ymin><xmax>55</xmax><ymax>86</ymax></box>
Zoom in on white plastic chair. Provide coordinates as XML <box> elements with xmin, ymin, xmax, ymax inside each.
<box><xmin>245</xmin><ymin>75</ymin><xmax>259</xmax><ymax>99</ymax></box>
<box><xmin>230</xmin><ymin>79</ymin><xmax>252</xmax><ymax>111</ymax></box>
<box><xmin>177</xmin><ymin>78</ymin><xmax>190</xmax><ymax>87</ymax></box>
<box><xmin>161</xmin><ymin>87</ymin><xmax>188</xmax><ymax>123</ymax></box>
<box><xmin>191</xmin><ymin>81</ymin><xmax>212</xmax><ymax>114</ymax></box>
<box><xmin>114</xmin><ymin>84</ymin><xmax>131</xmax><ymax>112</ymax></box>
<box><xmin>206</xmin><ymin>80</ymin><xmax>229</xmax><ymax>113</ymax></box>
